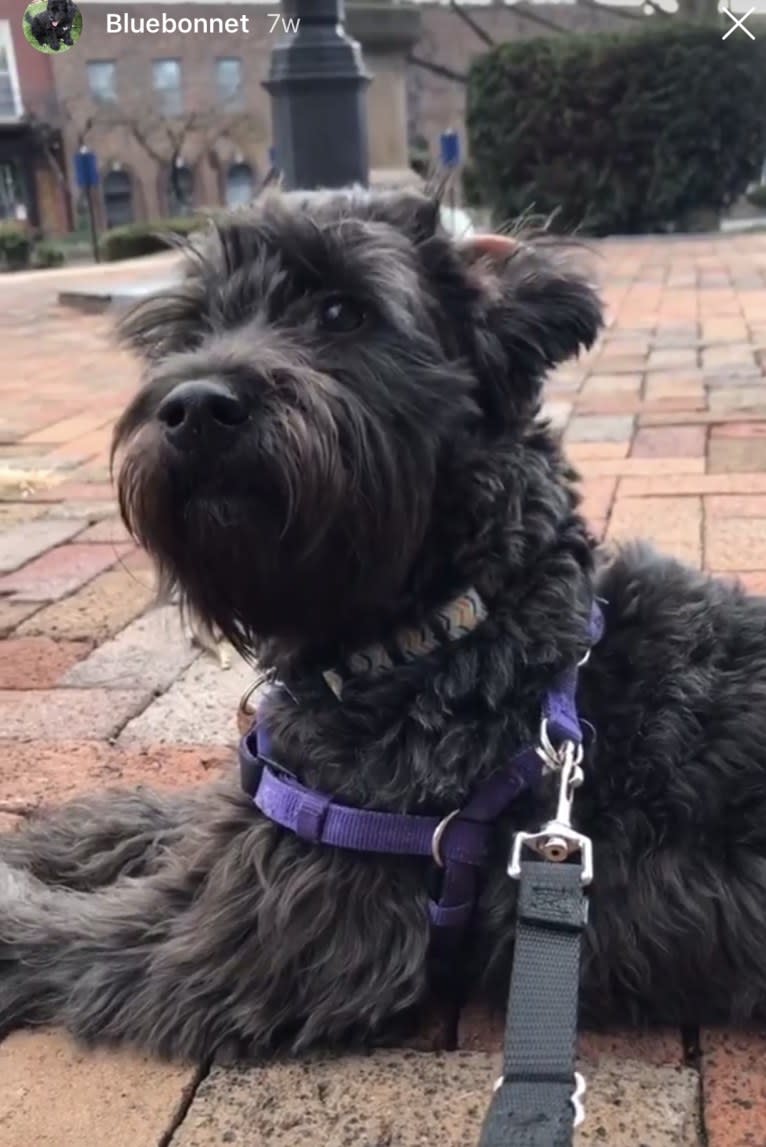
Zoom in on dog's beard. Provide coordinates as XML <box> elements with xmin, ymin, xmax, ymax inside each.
<box><xmin>115</xmin><ymin>382</ymin><xmax>437</xmax><ymax>656</ymax></box>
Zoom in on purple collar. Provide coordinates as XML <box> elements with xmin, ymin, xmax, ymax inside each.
<box><xmin>238</xmin><ymin>601</ymin><xmax>604</xmax><ymax>936</ymax></box>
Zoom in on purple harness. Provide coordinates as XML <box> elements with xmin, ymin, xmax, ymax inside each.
<box><xmin>238</xmin><ymin>602</ymin><xmax>604</xmax><ymax>936</ymax></box>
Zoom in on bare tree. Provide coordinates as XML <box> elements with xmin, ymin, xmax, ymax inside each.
<box><xmin>115</xmin><ymin>98</ymin><xmax>265</xmax><ymax>215</ymax></box>
<box><xmin>22</xmin><ymin>95</ymin><xmax>101</xmax><ymax>228</ymax></box>
<box><xmin>675</xmin><ymin>0</ymin><xmax>719</xmax><ymax>16</ymax></box>
<box><xmin>408</xmin><ymin>0</ymin><xmax>719</xmax><ymax>85</ymax></box>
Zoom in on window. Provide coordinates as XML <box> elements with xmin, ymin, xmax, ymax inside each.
<box><xmin>225</xmin><ymin>161</ymin><xmax>255</xmax><ymax>208</ymax></box>
<box><xmin>152</xmin><ymin>59</ymin><xmax>183</xmax><ymax>117</ymax></box>
<box><xmin>216</xmin><ymin>58</ymin><xmax>243</xmax><ymax>110</ymax></box>
<box><xmin>87</xmin><ymin>60</ymin><xmax>117</xmax><ymax>104</ymax></box>
<box><xmin>0</xmin><ymin>161</ymin><xmax>24</xmax><ymax>220</ymax></box>
<box><xmin>0</xmin><ymin>20</ymin><xmax>22</xmax><ymax>118</ymax></box>
<box><xmin>103</xmin><ymin>168</ymin><xmax>134</xmax><ymax>228</ymax></box>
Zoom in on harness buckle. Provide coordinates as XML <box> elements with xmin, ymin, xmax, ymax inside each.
<box><xmin>509</xmin><ymin>740</ymin><xmax>593</xmax><ymax>885</ymax></box>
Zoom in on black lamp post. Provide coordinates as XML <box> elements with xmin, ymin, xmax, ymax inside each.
<box><xmin>263</xmin><ymin>0</ymin><xmax>371</xmax><ymax>191</ymax></box>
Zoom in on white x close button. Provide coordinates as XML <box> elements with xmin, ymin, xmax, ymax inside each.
<box><xmin>722</xmin><ymin>7</ymin><xmax>756</xmax><ymax>39</ymax></box>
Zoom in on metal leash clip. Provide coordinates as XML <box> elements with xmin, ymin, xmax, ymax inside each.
<box><xmin>509</xmin><ymin>737</ymin><xmax>593</xmax><ymax>885</ymax></box>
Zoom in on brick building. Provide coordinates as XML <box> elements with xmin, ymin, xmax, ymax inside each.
<box><xmin>0</xmin><ymin>0</ymin><xmax>70</xmax><ymax>231</ymax></box>
<box><xmin>49</xmin><ymin>0</ymin><xmax>426</xmax><ymax>232</ymax></box>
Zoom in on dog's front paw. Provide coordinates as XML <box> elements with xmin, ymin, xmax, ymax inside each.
<box><xmin>0</xmin><ymin>960</ymin><xmax>36</xmax><ymax>1039</ymax></box>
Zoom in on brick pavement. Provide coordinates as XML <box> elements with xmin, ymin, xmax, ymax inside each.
<box><xmin>3</xmin><ymin>235</ymin><xmax>766</xmax><ymax>1144</ymax></box>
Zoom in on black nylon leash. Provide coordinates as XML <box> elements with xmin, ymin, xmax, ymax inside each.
<box><xmin>478</xmin><ymin>748</ymin><xmax>592</xmax><ymax>1147</ymax></box>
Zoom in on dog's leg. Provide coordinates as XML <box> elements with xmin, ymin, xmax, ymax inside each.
<box><xmin>0</xmin><ymin>787</ymin><xmax>201</xmax><ymax>890</ymax></box>
<box><xmin>0</xmin><ymin>788</ymin><xmax>277</xmax><ymax>1060</ymax></box>
<box><xmin>0</xmin><ymin>859</ymin><xmax>184</xmax><ymax>1046</ymax></box>
<box><xmin>1</xmin><ymin>796</ymin><xmax>428</xmax><ymax>1062</ymax></box>
<box><xmin>0</xmin><ymin>815</ymin><xmax>270</xmax><ymax>1060</ymax></box>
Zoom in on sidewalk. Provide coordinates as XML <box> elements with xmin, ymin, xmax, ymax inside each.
<box><xmin>2</xmin><ymin>233</ymin><xmax>766</xmax><ymax>1145</ymax></box>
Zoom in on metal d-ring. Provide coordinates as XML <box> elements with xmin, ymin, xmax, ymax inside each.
<box><xmin>431</xmin><ymin>808</ymin><xmax>462</xmax><ymax>868</ymax></box>
<box><xmin>537</xmin><ymin>719</ymin><xmax>585</xmax><ymax>772</ymax></box>
<box><xmin>237</xmin><ymin>673</ymin><xmax>269</xmax><ymax>732</ymax></box>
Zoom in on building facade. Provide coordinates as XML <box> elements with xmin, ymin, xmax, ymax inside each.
<box><xmin>49</xmin><ymin>0</ymin><xmax>424</xmax><ymax>233</ymax></box>
<box><xmin>0</xmin><ymin>0</ymin><xmax>70</xmax><ymax>231</ymax></box>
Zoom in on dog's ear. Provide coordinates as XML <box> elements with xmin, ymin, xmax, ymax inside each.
<box><xmin>367</xmin><ymin>190</ymin><xmax>442</xmax><ymax>247</ymax></box>
<box><xmin>458</xmin><ymin>232</ymin><xmax>603</xmax><ymax>424</ymax></box>
<box><xmin>117</xmin><ymin>281</ymin><xmax>206</xmax><ymax>362</ymax></box>
<box><xmin>117</xmin><ymin>237</ymin><xmax>210</xmax><ymax>362</ymax></box>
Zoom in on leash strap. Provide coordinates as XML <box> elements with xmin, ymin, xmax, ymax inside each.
<box><xmin>478</xmin><ymin>859</ymin><xmax>587</xmax><ymax>1147</ymax></box>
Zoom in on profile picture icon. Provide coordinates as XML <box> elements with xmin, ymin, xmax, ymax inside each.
<box><xmin>23</xmin><ymin>0</ymin><xmax>82</xmax><ymax>53</ymax></box>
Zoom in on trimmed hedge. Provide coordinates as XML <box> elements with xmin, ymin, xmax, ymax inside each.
<box><xmin>100</xmin><ymin>216</ymin><xmax>203</xmax><ymax>261</ymax></box>
<box><xmin>33</xmin><ymin>239</ymin><xmax>65</xmax><ymax>268</ymax></box>
<box><xmin>466</xmin><ymin>23</ymin><xmax>766</xmax><ymax>235</ymax></box>
<box><xmin>0</xmin><ymin>223</ymin><xmax>32</xmax><ymax>271</ymax></box>
<box><xmin>747</xmin><ymin>184</ymin><xmax>766</xmax><ymax>211</ymax></box>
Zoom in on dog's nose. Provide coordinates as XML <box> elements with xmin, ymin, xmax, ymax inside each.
<box><xmin>156</xmin><ymin>380</ymin><xmax>248</xmax><ymax>447</ymax></box>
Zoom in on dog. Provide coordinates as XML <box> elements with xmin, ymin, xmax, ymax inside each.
<box><xmin>3</xmin><ymin>187</ymin><xmax>766</xmax><ymax>1068</ymax></box>
<box><xmin>25</xmin><ymin>0</ymin><xmax>78</xmax><ymax>51</ymax></box>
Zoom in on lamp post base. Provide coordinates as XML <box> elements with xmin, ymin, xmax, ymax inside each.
<box><xmin>264</xmin><ymin>1</ymin><xmax>371</xmax><ymax>191</ymax></box>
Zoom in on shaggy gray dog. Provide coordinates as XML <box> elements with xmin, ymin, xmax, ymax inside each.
<box><xmin>2</xmin><ymin>187</ymin><xmax>766</xmax><ymax>1064</ymax></box>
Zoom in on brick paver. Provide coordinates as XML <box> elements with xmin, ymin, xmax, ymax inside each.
<box><xmin>0</xmin><ymin>518</ymin><xmax>86</xmax><ymax>574</ymax></box>
<box><xmin>0</xmin><ymin>541</ymin><xmax>135</xmax><ymax>602</ymax></box>
<box><xmin>0</xmin><ymin>637</ymin><xmax>92</xmax><ymax>689</ymax></box>
<box><xmin>2</xmin><ymin>234</ymin><xmax>766</xmax><ymax>1143</ymax></box>
<box><xmin>0</xmin><ymin>741</ymin><xmax>231</xmax><ymax>807</ymax></box>
<box><xmin>700</xmin><ymin>1030</ymin><xmax>766</xmax><ymax>1147</ymax></box>
<box><xmin>0</xmin><ymin>1030</ymin><xmax>199</xmax><ymax>1147</ymax></box>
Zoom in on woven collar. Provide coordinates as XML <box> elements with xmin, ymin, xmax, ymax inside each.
<box><xmin>322</xmin><ymin>587</ymin><xmax>488</xmax><ymax>699</ymax></box>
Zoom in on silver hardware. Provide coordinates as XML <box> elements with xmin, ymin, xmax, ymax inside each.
<box><xmin>536</xmin><ymin>718</ymin><xmax>584</xmax><ymax>773</ymax></box>
<box><xmin>431</xmin><ymin>809</ymin><xmax>462</xmax><ymax>868</ymax></box>
<box><xmin>237</xmin><ymin>672</ymin><xmax>284</xmax><ymax>733</ymax></box>
<box><xmin>577</xmin><ymin>647</ymin><xmax>591</xmax><ymax>668</ymax></box>
<box><xmin>237</xmin><ymin>674</ymin><xmax>268</xmax><ymax>731</ymax></box>
<box><xmin>572</xmin><ymin>1071</ymin><xmax>587</xmax><ymax>1127</ymax></box>
<box><xmin>509</xmin><ymin>742</ymin><xmax>593</xmax><ymax>885</ymax></box>
<box><xmin>492</xmin><ymin>1075</ymin><xmax>503</xmax><ymax>1093</ymax></box>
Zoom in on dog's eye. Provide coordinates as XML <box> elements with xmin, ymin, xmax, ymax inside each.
<box><xmin>318</xmin><ymin>295</ymin><xmax>366</xmax><ymax>333</ymax></box>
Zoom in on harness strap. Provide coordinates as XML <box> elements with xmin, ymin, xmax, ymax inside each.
<box><xmin>238</xmin><ymin>599</ymin><xmax>604</xmax><ymax>940</ymax></box>
<box><xmin>239</xmin><ymin>734</ymin><xmax>543</xmax><ymax>930</ymax></box>
<box><xmin>478</xmin><ymin>859</ymin><xmax>587</xmax><ymax>1147</ymax></box>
